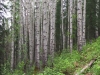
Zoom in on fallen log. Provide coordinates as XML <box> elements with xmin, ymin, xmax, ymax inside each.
<box><xmin>75</xmin><ymin>59</ymin><xmax>96</xmax><ymax>75</ymax></box>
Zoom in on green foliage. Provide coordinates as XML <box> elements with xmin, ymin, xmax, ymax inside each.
<box><xmin>37</xmin><ymin>68</ymin><xmax>64</xmax><ymax>75</ymax></box>
<box><xmin>92</xmin><ymin>61</ymin><xmax>100</xmax><ymax>75</ymax></box>
<box><xmin>2</xmin><ymin>61</ymin><xmax>34</xmax><ymax>75</ymax></box>
<box><xmin>2</xmin><ymin>61</ymin><xmax>24</xmax><ymax>75</ymax></box>
<box><xmin>54</xmin><ymin>50</ymin><xmax>80</xmax><ymax>72</ymax></box>
<box><xmin>77</xmin><ymin>37</ymin><xmax>100</xmax><ymax>74</ymax></box>
<box><xmin>82</xmin><ymin>37</ymin><xmax>100</xmax><ymax>61</ymax></box>
<box><xmin>3</xmin><ymin>37</ymin><xmax>100</xmax><ymax>75</ymax></box>
<box><xmin>37</xmin><ymin>50</ymin><xmax>80</xmax><ymax>75</ymax></box>
<box><xmin>38</xmin><ymin>37</ymin><xmax>100</xmax><ymax>75</ymax></box>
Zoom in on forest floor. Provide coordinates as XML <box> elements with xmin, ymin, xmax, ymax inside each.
<box><xmin>3</xmin><ymin>37</ymin><xmax>100</xmax><ymax>75</ymax></box>
<box><xmin>37</xmin><ymin>37</ymin><xmax>100</xmax><ymax>75</ymax></box>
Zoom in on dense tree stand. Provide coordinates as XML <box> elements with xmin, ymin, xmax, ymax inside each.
<box><xmin>0</xmin><ymin>0</ymin><xmax>100</xmax><ymax>75</ymax></box>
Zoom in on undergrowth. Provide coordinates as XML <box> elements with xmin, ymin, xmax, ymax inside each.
<box><xmin>38</xmin><ymin>37</ymin><xmax>100</xmax><ymax>75</ymax></box>
<box><xmin>2</xmin><ymin>37</ymin><xmax>100</xmax><ymax>75</ymax></box>
<box><xmin>37</xmin><ymin>50</ymin><xmax>80</xmax><ymax>75</ymax></box>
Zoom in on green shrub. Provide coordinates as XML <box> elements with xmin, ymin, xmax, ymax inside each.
<box><xmin>37</xmin><ymin>68</ymin><xmax>64</xmax><ymax>75</ymax></box>
<box><xmin>92</xmin><ymin>64</ymin><xmax>100</xmax><ymax>75</ymax></box>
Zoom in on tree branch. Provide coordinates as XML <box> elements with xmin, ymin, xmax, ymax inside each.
<box><xmin>75</xmin><ymin>59</ymin><xmax>96</xmax><ymax>75</ymax></box>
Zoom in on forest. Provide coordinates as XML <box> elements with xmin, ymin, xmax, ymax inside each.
<box><xmin>0</xmin><ymin>0</ymin><xmax>100</xmax><ymax>75</ymax></box>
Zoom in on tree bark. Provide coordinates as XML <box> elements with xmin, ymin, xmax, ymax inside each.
<box><xmin>69</xmin><ymin>0</ymin><xmax>73</xmax><ymax>52</ymax></box>
<box><xmin>61</xmin><ymin>0</ymin><xmax>65</xmax><ymax>49</ymax></box>
<box><xmin>50</xmin><ymin>0</ymin><xmax>56</xmax><ymax>66</ymax></box>
<box><xmin>95</xmin><ymin>0</ymin><xmax>99</xmax><ymax>38</ymax></box>
<box><xmin>35</xmin><ymin>0</ymin><xmax>40</xmax><ymax>69</ymax></box>
<box><xmin>82</xmin><ymin>0</ymin><xmax>86</xmax><ymax>45</ymax></box>
<box><xmin>11</xmin><ymin>0</ymin><xmax>16</xmax><ymax>71</ymax></box>
<box><xmin>77</xmin><ymin>0</ymin><xmax>83</xmax><ymax>51</ymax></box>
<box><xmin>42</xmin><ymin>0</ymin><xmax>49</xmax><ymax>67</ymax></box>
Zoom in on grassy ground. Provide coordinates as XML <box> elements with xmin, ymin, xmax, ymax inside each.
<box><xmin>2</xmin><ymin>37</ymin><xmax>100</xmax><ymax>75</ymax></box>
<box><xmin>37</xmin><ymin>37</ymin><xmax>100</xmax><ymax>75</ymax></box>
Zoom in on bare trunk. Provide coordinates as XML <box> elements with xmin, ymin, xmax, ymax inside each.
<box><xmin>23</xmin><ymin>0</ymin><xmax>28</xmax><ymax>61</ymax></box>
<box><xmin>95</xmin><ymin>0</ymin><xmax>99</xmax><ymax>38</ymax></box>
<box><xmin>35</xmin><ymin>0</ymin><xmax>40</xmax><ymax>69</ymax></box>
<box><xmin>42</xmin><ymin>0</ymin><xmax>49</xmax><ymax>66</ymax></box>
<box><xmin>77</xmin><ymin>0</ymin><xmax>83</xmax><ymax>51</ymax></box>
<box><xmin>50</xmin><ymin>0</ymin><xmax>56</xmax><ymax>66</ymax></box>
<box><xmin>11</xmin><ymin>0</ymin><xmax>16</xmax><ymax>71</ymax></box>
<box><xmin>61</xmin><ymin>0</ymin><xmax>65</xmax><ymax>49</ymax></box>
<box><xmin>82</xmin><ymin>0</ymin><xmax>86</xmax><ymax>45</ymax></box>
<box><xmin>69</xmin><ymin>0</ymin><xmax>73</xmax><ymax>52</ymax></box>
<box><xmin>19</xmin><ymin>0</ymin><xmax>24</xmax><ymax>63</ymax></box>
<box><xmin>28</xmin><ymin>0</ymin><xmax>34</xmax><ymax>66</ymax></box>
<box><xmin>67</xmin><ymin>0</ymin><xmax>70</xmax><ymax>50</ymax></box>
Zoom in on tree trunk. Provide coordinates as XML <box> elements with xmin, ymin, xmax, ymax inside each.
<box><xmin>19</xmin><ymin>0</ymin><xmax>24</xmax><ymax>63</ymax></box>
<box><xmin>67</xmin><ymin>0</ymin><xmax>70</xmax><ymax>50</ymax></box>
<box><xmin>77</xmin><ymin>0</ymin><xmax>83</xmax><ymax>51</ymax></box>
<box><xmin>42</xmin><ymin>0</ymin><xmax>49</xmax><ymax>67</ymax></box>
<box><xmin>23</xmin><ymin>0</ymin><xmax>28</xmax><ymax>62</ymax></box>
<box><xmin>11</xmin><ymin>0</ymin><xmax>16</xmax><ymax>71</ymax></box>
<box><xmin>27</xmin><ymin>0</ymin><xmax>34</xmax><ymax>66</ymax></box>
<box><xmin>50</xmin><ymin>0</ymin><xmax>56</xmax><ymax>66</ymax></box>
<box><xmin>69</xmin><ymin>0</ymin><xmax>73</xmax><ymax>52</ymax></box>
<box><xmin>61</xmin><ymin>0</ymin><xmax>65</xmax><ymax>49</ymax></box>
<box><xmin>95</xmin><ymin>0</ymin><xmax>99</xmax><ymax>38</ymax></box>
<box><xmin>82</xmin><ymin>0</ymin><xmax>86</xmax><ymax>45</ymax></box>
<box><xmin>35</xmin><ymin>0</ymin><xmax>40</xmax><ymax>69</ymax></box>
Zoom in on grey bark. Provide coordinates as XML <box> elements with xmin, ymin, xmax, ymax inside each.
<box><xmin>77</xmin><ymin>0</ymin><xmax>83</xmax><ymax>51</ymax></box>
<box><xmin>82</xmin><ymin>0</ymin><xmax>86</xmax><ymax>45</ymax></box>
<box><xmin>27</xmin><ymin>0</ymin><xmax>34</xmax><ymax>66</ymax></box>
<box><xmin>50</xmin><ymin>0</ymin><xmax>56</xmax><ymax>65</ymax></box>
<box><xmin>95</xmin><ymin>0</ymin><xmax>99</xmax><ymax>38</ymax></box>
<box><xmin>19</xmin><ymin>0</ymin><xmax>24</xmax><ymax>63</ymax></box>
<box><xmin>23</xmin><ymin>0</ymin><xmax>28</xmax><ymax>61</ymax></box>
<box><xmin>35</xmin><ymin>0</ymin><xmax>40</xmax><ymax>68</ymax></box>
<box><xmin>11</xmin><ymin>0</ymin><xmax>16</xmax><ymax>71</ymax></box>
<box><xmin>69</xmin><ymin>0</ymin><xmax>73</xmax><ymax>52</ymax></box>
<box><xmin>61</xmin><ymin>0</ymin><xmax>65</xmax><ymax>49</ymax></box>
<box><xmin>42</xmin><ymin>0</ymin><xmax>49</xmax><ymax>66</ymax></box>
<box><xmin>67</xmin><ymin>0</ymin><xmax>70</xmax><ymax>50</ymax></box>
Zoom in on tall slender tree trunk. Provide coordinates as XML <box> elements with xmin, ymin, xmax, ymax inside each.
<box><xmin>82</xmin><ymin>0</ymin><xmax>86</xmax><ymax>45</ymax></box>
<box><xmin>67</xmin><ymin>0</ymin><xmax>70</xmax><ymax>50</ymax></box>
<box><xmin>11</xmin><ymin>0</ymin><xmax>16</xmax><ymax>71</ymax></box>
<box><xmin>69</xmin><ymin>0</ymin><xmax>73</xmax><ymax>52</ymax></box>
<box><xmin>95</xmin><ymin>0</ymin><xmax>99</xmax><ymax>38</ymax></box>
<box><xmin>73</xmin><ymin>0</ymin><xmax>77</xmax><ymax>14</ymax></box>
<box><xmin>40</xmin><ymin>1</ymin><xmax>43</xmax><ymax>65</ymax></box>
<box><xmin>42</xmin><ymin>0</ymin><xmax>49</xmax><ymax>67</ymax></box>
<box><xmin>77</xmin><ymin>0</ymin><xmax>83</xmax><ymax>51</ymax></box>
<box><xmin>61</xmin><ymin>0</ymin><xmax>65</xmax><ymax>49</ymax></box>
<box><xmin>23</xmin><ymin>0</ymin><xmax>28</xmax><ymax>61</ymax></box>
<box><xmin>31</xmin><ymin>0</ymin><xmax>35</xmax><ymax>62</ymax></box>
<box><xmin>50</xmin><ymin>0</ymin><xmax>56</xmax><ymax>66</ymax></box>
<box><xmin>19</xmin><ymin>0</ymin><xmax>24</xmax><ymax>63</ymax></box>
<box><xmin>27</xmin><ymin>0</ymin><xmax>34</xmax><ymax>66</ymax></box>
<box><xmin>35</xmin><ymin>0</ymin><xmax>40</xmax><ymax>69</ymax></box>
